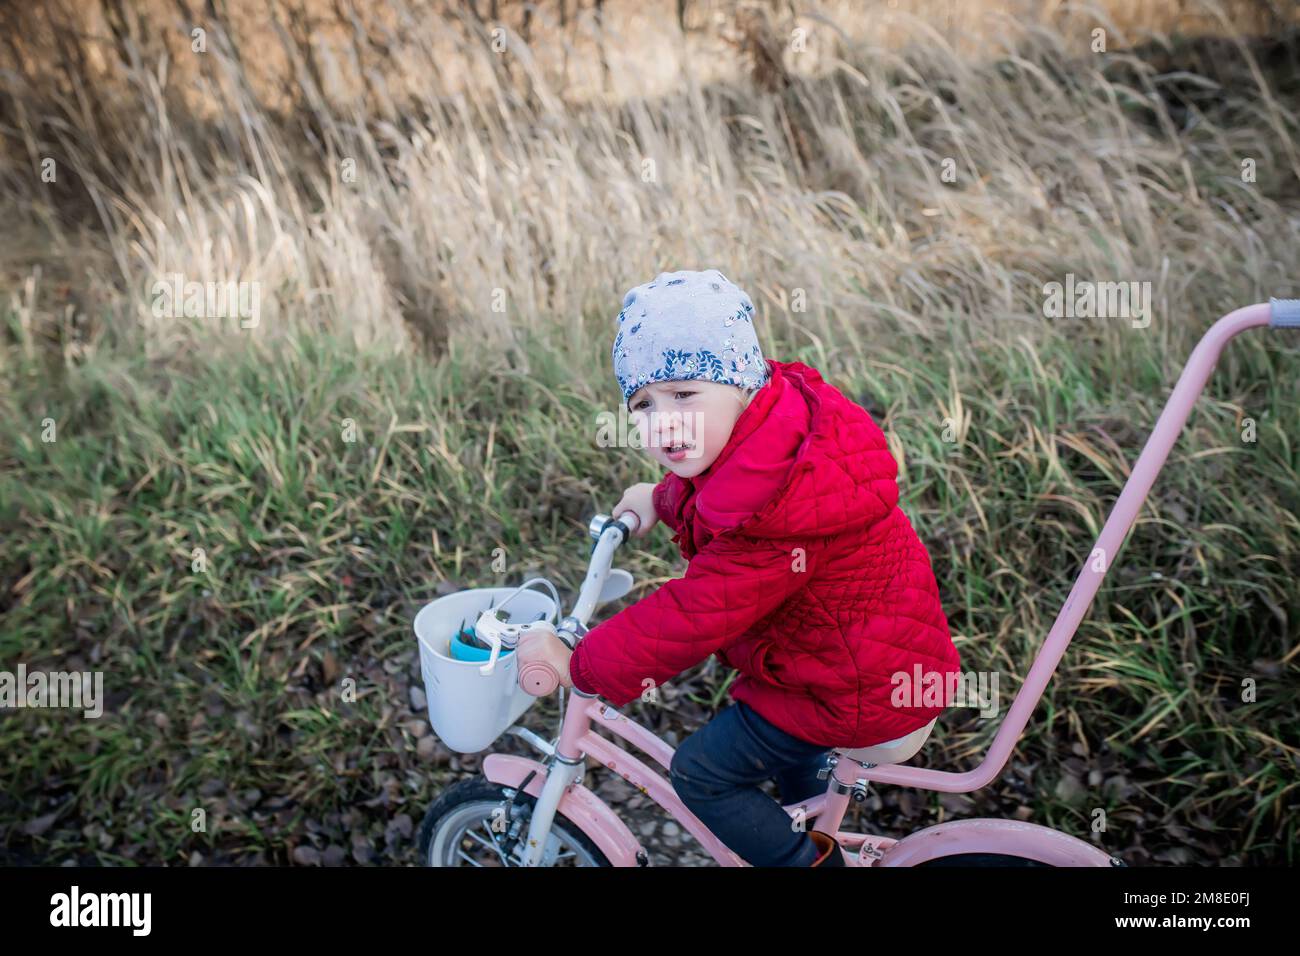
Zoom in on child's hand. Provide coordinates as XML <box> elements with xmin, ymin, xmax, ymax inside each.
<box><xmin>613</xmin><ymin>482</ymin><xmax>659</xmax><ymax>538</ymax></box>
<box><xmin>515</xmin><ymin>625</ymin><xmax>574</xmax><ymax>693</ymax></box>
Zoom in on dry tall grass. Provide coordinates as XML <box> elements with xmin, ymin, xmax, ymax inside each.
<box><xmin>1</xmin><ymin>0</ymin><xmax>1297</xmax><ymax>370</ymax></box>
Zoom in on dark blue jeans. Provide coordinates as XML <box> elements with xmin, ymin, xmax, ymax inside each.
<box><xmin>669</xmin><ymin>700</ymin><xmax>832</xmax><ymax>866</ymax></box>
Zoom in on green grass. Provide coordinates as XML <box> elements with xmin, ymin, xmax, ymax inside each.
<box><xmin>2</xmin><ymin>303</ymin><xmax>1297</xmax><ymax>864</ymax></box>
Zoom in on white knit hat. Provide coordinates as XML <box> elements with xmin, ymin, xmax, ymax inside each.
<box><xmin>612</xmin><ymin>268</ymin><xmax>768</xmax><ymax>406</ymax></box>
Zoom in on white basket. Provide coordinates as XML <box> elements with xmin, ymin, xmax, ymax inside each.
<box><xmin>414</xmin><ymin>586</ymin><xmax>558</xmax><ymax>754</ymax></box>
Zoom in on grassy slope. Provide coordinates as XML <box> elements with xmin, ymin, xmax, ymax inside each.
<box><xmin>2</xmin><ymin>298</ymin><xmax>1297</xmax><ymax>864</ymax></box>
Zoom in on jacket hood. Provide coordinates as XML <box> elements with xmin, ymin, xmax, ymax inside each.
<box><xmin>658</xmin><ymin>359</ymin><xmax>903</xmax><ymax>547</ymax></box>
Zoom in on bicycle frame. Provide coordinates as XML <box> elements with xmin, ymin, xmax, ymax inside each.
<box><xmin>491</xmin><ymin>299</ymin><xmax>1297</xmax><ymax>866</ymax></box>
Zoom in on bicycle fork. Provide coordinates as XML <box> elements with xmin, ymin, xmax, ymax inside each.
<box><xmin>506</xmin><ymin>754</ymin><xmax>584</xmax><ymax>866</ymax></box>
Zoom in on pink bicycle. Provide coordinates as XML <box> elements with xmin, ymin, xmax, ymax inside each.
<box><xmin>414</xmin><ymin>299</ymin><xmax>1297</xmax><ymax>867</ymax></box>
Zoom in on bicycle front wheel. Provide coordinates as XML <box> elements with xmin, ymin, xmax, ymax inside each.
<box><xmin>915</xmin><ymin>852</ymin><xmax>1055</xmax><ymax>867</ymax></box>
<box><xmin>418</xmin><ymin>777</ymin><xmax>611</xmax><ymax>867</ymax></box>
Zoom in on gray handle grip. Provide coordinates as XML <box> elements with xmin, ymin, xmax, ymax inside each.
<box><xmin>1270</xmin><ymin>298</ymin><xmax>1300</xmax><ymax>327</ymax></box>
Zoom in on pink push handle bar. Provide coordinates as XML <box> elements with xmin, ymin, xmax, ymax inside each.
<box><xmin>517</xmin><ymin>510</ymin><xmax>642</xmax><ymax>696</ymax></box>
<box><xmin>862</xmin><ymin>299</ymin><xmax>1298</xmax><ymax>793</ymax></box>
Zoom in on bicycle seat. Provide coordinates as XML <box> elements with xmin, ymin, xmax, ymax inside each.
<box><xmin>834</xmin><ymin>718</ymin><xmax>937</xmax><ymax>766</ymax></box>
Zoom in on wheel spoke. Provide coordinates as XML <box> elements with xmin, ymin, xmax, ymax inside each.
<box><xmin>464</xmin><ymin>827</ymin><xmax>500</xmax><ymax>852</ymax></box>
<box><xmin>423</xmin><ymin>789</ymin><xmax>604</xmax><ymax>867</ymax></box>
<box><xmin>466</xmin><ymin>822</ymin><xmax>511</xmax><ymax>865</ymax></box>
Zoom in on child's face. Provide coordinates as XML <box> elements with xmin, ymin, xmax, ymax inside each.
<box><xmin>627</xmin><ymin>380</ymin><xmax>753</xmax><ymax>478</ymax></box>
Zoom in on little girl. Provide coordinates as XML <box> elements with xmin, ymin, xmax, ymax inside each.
<box><xmin>516</xmin><ymin>268</ymin><xmax>961</xmax><ymax>867</ymax></box>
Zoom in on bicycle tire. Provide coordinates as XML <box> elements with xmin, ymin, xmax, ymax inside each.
<box><xmin>418</xmin><ymin>777</ymin><xmax>612</xmax><ymax>867</ymax></box>
<box><xmin>915</xmin><ymin>852</ymin><xmax>1055</xmax><ymax>867</ymax></box>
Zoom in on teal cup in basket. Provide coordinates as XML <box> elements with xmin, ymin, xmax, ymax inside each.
<box><xmin>447</xmin><ymin>628</ymin><xmax>513</xmax><ymax>663</ymax></box>
<box><xmin>413</xmin><ymin>586</ymin><xmax>558</xmax><ymax>754</ymax></box>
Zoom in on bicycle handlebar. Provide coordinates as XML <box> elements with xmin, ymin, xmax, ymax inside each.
<box><xmin>516</xmin><ymin>511</ymin><xmax>640</xmax><ymax>696</ymax></box>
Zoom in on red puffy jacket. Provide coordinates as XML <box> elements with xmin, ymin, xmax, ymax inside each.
<box><xmin>568</xmin><ymin>358</ymin><xmax>960</xmax><ymax>748</ymax></box>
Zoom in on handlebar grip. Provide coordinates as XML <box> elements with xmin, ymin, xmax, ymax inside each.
<box><xmin>1270</xmin><ymin>298</ymin><xmax>1300</xmax><ymax>328</ymax></box>
<box><xmin>518</xmin><ymin>660</ymin><xmax>561</xmax><ymax>696</ymax></box>
<box><xmin>615</xmin><ymin>509</ymin><xmax>641</xmax><ymax>534</ymax></box>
